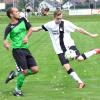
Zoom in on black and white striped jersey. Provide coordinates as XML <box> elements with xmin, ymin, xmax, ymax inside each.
<box><xmin>42</xmin><ymin>19</ymin><xmax>78</xmax><ymax>54</ymax></box>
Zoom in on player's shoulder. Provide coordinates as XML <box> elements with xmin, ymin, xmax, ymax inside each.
<box><xmin>5</xmin><ymin>23</ymin><xmax>13</xmax><ymax>33</ymax></box>
<box><xmin>44</xmin><ymin>20</ymin><xmax>55</xmax><ymax>27</ymax></box>
<box><xmin>5</xmin><ymin>23</ymin><xmax>12</xmax><ymax>30</ymax></box>
<box><xmin>63</xmin><ymin>19</ymin><xmax>74</xmax><ymax>26</ymax></box>
<box><xmin>19</xmin><ymin>17</ymin><xmax>29</xmax><ymax>22</ymax></box>
<box><xmin>42</xmin><ymin>21</ymin><xmax>53</xmax><ymax>31</ymax></box>
<box><xmin>63</xmin><ymin>19</ymin><xmax>72</xmax><ymax>24</ymax></box>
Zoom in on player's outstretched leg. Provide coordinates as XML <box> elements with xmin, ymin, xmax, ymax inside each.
<box><xmin>77</xmin><ymin>48</ymin><xmax>100</xmax><ymax>61</ymax></box>
<box><xmin>64</xmin><ymin>64</ymin><xmax>85</xmax><ymax>89</ymax></box>
<box><xmin>84</xmin><ymin>48</ymin><xmax>100</xmax><ymax>58</ymax></box>
<box><xmin>5</xmin><ymin>71</ymin><xmax>16</xmax><ymax>84</ymax></box>
<box><xmin>13</xmin><ymin>67</ymin><xmax>38</xmax><ymax>96</ymax></box>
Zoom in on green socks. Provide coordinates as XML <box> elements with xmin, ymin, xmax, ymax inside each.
<box><xmin>16</xmin><ymin>73</ymin><xmax>25</xmax><ymax>90</ymax></box>
<box><xmin>16</xmin><ymin>69</ymin><xmax>33</xmax><ymax>91</ymax></box>
<box><xmin>27</xmin><ymin>69</ymin><xmax>33</xmax><ymax>75</ymax></box>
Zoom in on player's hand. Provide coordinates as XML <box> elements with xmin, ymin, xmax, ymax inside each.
<box><xmin>23</xmin><ymin>36</ymin><xmax>28</xmax><ymax>44</ymax></box>
<box><xmin>91</xmin><ymin>34</ymin><xmax>98</xmax><ymax>38</ymax></box>
<box><xmin>4</xmin><ymin>40</ymin><xmax>10</xmax><ymax>50</ymax></box>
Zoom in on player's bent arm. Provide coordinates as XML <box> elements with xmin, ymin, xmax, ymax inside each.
<box><xmin>32</xmin><ymin>26</ymin><xmax>42</xmax><ymax>32</ymax></box>
<box><xmin>26</xmin><ymin>27</ymin><xmax>33</xmax><ymax>38</ymax></box>
<box><xmin>25</xmin><ymin>26</ymin><xmax>42</xmax><ymax>38</ymax></box>
<box><xmin>23</xmin><ymin>27</ymin><xmax>33</xmax><ymax>44</ymax></box>
<box><xmin>24</xmin><ymin>26</ymin><xmax>42</xmax><ymax>38</ymax></box>
<box><xmin>75</xmin><ymin>27</ymin><xmax>98</xmax><ymax>38</ymax></box>
<box><xmin>23</xmin><ymin>27</ymin><xmax>42</xmax><ymax>44</ymax></box>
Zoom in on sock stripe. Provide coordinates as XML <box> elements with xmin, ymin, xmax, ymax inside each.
<box><xmin>67</xmin><ymin>68</ymin><xmax>74</xmax><ymax>74</ymax></box>
<box><xmin>81</xmin><ymin>54</ymin><xmax>87</xmax><ymax>60</ymax></box>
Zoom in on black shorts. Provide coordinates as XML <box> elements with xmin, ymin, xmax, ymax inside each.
<box><xmin>58</xmin><ymin>46</ymin><xmax>81</xmax><ymax>65</ymax></box>
<box><xmin>12</xmin><ymin>48</ymin><xmax>37</xmax><ymax>71</ymax></box>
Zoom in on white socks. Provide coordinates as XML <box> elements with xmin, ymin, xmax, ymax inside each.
<box><xmin>84</xmin><ymin>50</ymin><xmax>96</xmax><ymax>58</ymax></box>
<box><xmin>70</xmin><ymin>71</ymin><xmax>83</xmax><ymax>83</ymax></box>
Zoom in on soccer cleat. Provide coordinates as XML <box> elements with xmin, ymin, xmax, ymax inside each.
<box><xmin>5</xmin><ymin>71</ymin><xmax>16</xmax><ymax>84</ymax></box>
<box><xmin>78</xmin><ymin>83</ymin><xmax>85</xmax><ymax>89</ymax></box>
<box><xmin>95</xmin><ymin>49</ymin><xmax>100</xmax><ymax>54</ymax></box>
<box><xmin>13</xmin><ymin>90</ymin><xmax>24</xmax><ymax>96</ymax></box>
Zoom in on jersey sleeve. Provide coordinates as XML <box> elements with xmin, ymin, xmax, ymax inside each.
<box><xmin>42</xmin><ymin>22</ymin><xmax>50</xmax><ymax>31</ymax></box>
<box><xmin>22</xmin><ymin>17</ymin><xmax>32</xmax><ymax>30</ymax></box>
<box><xmin>4</xmin><ymin>26</ymin><xmax>11</xmax><ymax>40</ymax></box>
<box><xmin>64</xmin><ymin>20</ymin><xmax>78</xmax><ymax>32</ymax></box>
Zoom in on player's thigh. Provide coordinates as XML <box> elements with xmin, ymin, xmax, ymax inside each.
<box><xmin>27</xmin><ymin>54</ymin><xmax>38</xmax><ymax>73</ymax></box>
<box><xmin>58</xmin><ymin>53</ymin><xmax>69</xmax><ymax>65</ymax></box>
<box><xmin>27</xmin><ymin>53</ymin><xmax>37</xmax><ymax>68</ymax></box>
<box><xmin>58</xmin><ymin>53</ymin><xmax>72</xmax><ymax>70</ymax></box>
<box><xmin>12</xmin><ymin>49</ymin><xmax>28</xmax><ymax>71</ymax></box>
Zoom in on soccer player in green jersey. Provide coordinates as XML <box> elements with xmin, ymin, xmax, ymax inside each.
<box><xmin>4</xmin><ymin>7</ymin><xmax>40</xmax><ymax>96</ymax></box>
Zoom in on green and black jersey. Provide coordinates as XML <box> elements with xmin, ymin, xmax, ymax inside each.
<box><xmin>4</xmin><ymin>17</ymin><xmax>32</xmax><ymax>49</ymax></box>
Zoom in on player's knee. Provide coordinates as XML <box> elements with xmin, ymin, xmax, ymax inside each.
<box><xmin>77</xmin><ymin>56</ymin><xmax>84</xmax><ymax>61</ymax></box>
<box><xmin>63</xmin><ymin>64</ymin><xmax>71</xmax><ymax>71</ymax></box>
<box><xmin>22</xmin><ymin>70</ymin><xmax>28</xmax><ymax>75</ymax></box>
<box><xmin>31</xmin><ymin>66</ymin><xmax>39</xmax><ymax>74</ymax></box>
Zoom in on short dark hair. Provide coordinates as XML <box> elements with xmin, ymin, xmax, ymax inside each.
<box><xmin>54</xmin><ymin>10</ymin><xmax>62</xmax><ymax>18</ymax></box>
<box><xmin>6</xmin><ymin>8</ymin><xmax>13</xmax><ymax>18</ymax></box>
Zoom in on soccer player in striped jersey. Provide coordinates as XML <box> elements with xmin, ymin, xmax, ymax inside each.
<box><xmin>41</xmin><ymin>10</ymin><xmax>100</xmax><ymax>88</ymax></box>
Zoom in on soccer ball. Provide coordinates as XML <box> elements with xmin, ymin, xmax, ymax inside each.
<box><xmin>65</xmin><ymin>49</ymin><xmax>77</xmax><ymax>60</ymax></box>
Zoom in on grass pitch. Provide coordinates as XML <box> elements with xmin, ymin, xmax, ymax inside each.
<box><xmin>0</xmin><ymin>14</ymin><xmax>100</xmax><ymax>100</ymax></box>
